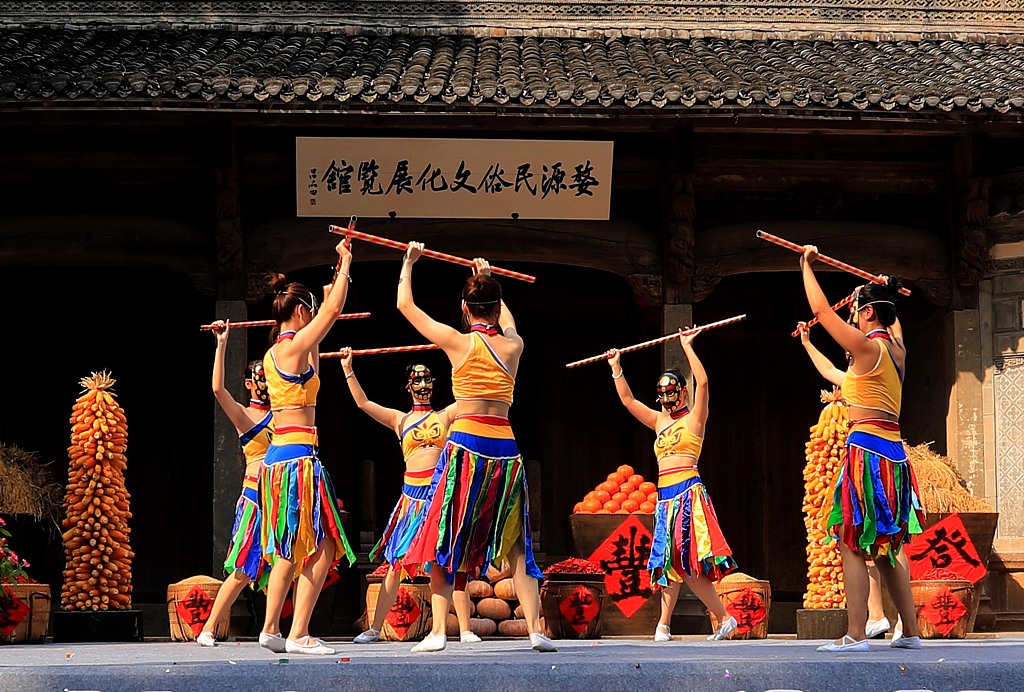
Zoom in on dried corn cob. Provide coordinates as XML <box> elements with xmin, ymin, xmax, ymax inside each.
<box><xmin>802</xmin><ymin>388</ymin><xmax>848</xmax><ymax>610</ymax></box>
<box><xmin>61</xmin><ymin>371</ymin><xmax>134</xmax><ymax>611</ymax></box>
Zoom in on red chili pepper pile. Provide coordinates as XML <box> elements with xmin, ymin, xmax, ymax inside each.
<box><xmin>920</xmin><ymin>567</ymin><xmax>963</xmax><ymax>581</ymax></box>
<box><xmin>544</xmin><ymin>557</ymin><xmax>604</xmax><ymax>575</ymax></box>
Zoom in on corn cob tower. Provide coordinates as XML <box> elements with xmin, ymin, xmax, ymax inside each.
<box><xmin>61</xmin><ymin>371</ymin><xmax>134</xmax><ymax>611</ymax></box>
<box><xmin>801</xmin><ymin>388</ymin><xmax>848</xmax><ymax>610</ymax></box>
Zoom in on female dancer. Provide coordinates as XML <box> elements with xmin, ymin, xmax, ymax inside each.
<box><xmin>398</xmin><ymin>243</ymin><xmax>555</xmax><ymax>653</ymax></box>
<box><xmin>258</xmin><ymin>238</ymin><xmax>357</xmax><ymax>656</ymax></box>
<box><xmin>342</xmin><ymin>356</ymin><xmax>479</xmax><ymax>644</ymax></box>
<box><xmin>799</xmin><ymin>246</ymin><xmax>923</xmax><ymax>652</ymax></box>
<box><xmin>197</xmin><ymin>321</ymin><xmax>276</xmax><ymax>647</ymax></box>
<box><xmin>605</xmin><ymin>331</ymin><xmax>738</xmax><ymax>642</ymax></box>
<box><xmin>796</xmin><ymin>321</ymin><xmax>908</xmax><ymax>642</ymax></box>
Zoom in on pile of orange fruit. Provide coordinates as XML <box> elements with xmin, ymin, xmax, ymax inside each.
<box><xmin>573</xmin><ymin>464</ymin><xmax>658</xmax><ymax>514</ymax></box>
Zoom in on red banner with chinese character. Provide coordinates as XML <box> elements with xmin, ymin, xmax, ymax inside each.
<box><xmin>175</xmin><ymin>585</ymin><xmax>214</xmax><ymax>637</ymax></box>
<box><xmin>724</xmin><ymin>587</ymin><xmax>767</xmax><ymax>635</ymax></box>
<box><xmin>559</xmin><ymin>585</ymin><xmax>601</xmax><ymax>635</ymax></box>
<box><xmin>386</xmin><ymin>586</ymin><xmax>422</xmax><ymax>639</ymax></box>
<box><xmin>920</xmin><ymin>586</ymin><xmax>968</xmax><ymax>636</ymax></box>
<box><xmin>906</xmin><ymin>514</ymin><xmax>986</xmax><ymax>584</ymax></box>
<box><xmin>0</xmin><ymin>586</ymin><xmax>30</xmax><ymax>637</ymax></box>
<box><xmin>588</xmin><ymin>515</ymin><xmax>654</xmax><ymax>618</ymax></box>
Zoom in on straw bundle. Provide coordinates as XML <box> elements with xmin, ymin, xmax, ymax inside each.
<box><xmin>0</xmin><ymin>443</ymin><xmax>62</xmax><ymax>521</ymax></box>
<box><xmin>904</xmin><ymin>442</ymin><xmax>993</xmax><ymax>514</ymax></box>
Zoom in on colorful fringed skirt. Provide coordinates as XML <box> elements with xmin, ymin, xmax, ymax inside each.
<box><xmin>369</xmin><ymin>467</ymin><xmax>434</xmax><ymax>566</ymax></box>
<box><xmin>403</xmin><ymin>415</ymin><xmax>542</xmax><ymax>583</ymax></box>
<box><xmin>826</xmin><ymin>427</ymin><xmax>924</xmax><ymax>564</ymax></box>
<box><xmin>259</xmin><ymin>425</ymin><xmax>356</xmax><ymax>576</ymax></box>
<box><xmin>648</xmin><ymin>467</ymin><xmax>737</xmax><ymax>587</ymax></box>
<box><xmin>223</xmin><ymin>474</ymin><xmax>269</xmax><ymax>590</ymax></box>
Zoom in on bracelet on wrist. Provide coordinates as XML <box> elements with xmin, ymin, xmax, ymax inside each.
<box><xmin>612</xmin><ymin>369</ymin><xmax>624</xmax><ymax>380</ymax></box>
<box><xmin>344</xmin><ymin>370</ymin><xmax>355</xmax><ymax>379</ymax></box>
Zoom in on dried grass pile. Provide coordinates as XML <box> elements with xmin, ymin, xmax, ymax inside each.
<box><xmin>0</xmin><ymin>443</ymin><xmax>62</xmax><ymax>521</ymax></box>
<box><xmin>905</xmin><ymin>442</ymin><xmax>994</xmax><ymax>514</ymax></box>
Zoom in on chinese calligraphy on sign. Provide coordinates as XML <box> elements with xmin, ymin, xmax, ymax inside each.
<box><xmin>589</xmin><ymin>515</ymin><xmax>655</xmax><ymax>618</ymax></box>
<box><xmin>175</xmin><ymin>585</ymin><xmax>214</xmax><ymax>638</ymax></box>
<box><xmin>907</xmin><ymin>514</ymin><xmax>987</xmax><ymax>584</ymax></box>
<box><xmin>296</xmin><ymin>137</ymin><xmax>613</xmax><ymax>219</ymax></box>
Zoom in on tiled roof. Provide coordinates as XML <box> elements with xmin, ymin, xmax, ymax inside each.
<box><xmin>2</xmin><ymin>28</ymin><xmax>1024</xmax><ymax>113</ymax></box>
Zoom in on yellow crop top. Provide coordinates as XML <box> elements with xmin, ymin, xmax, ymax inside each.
<box><xmin>240</xmin><ymin>412</ymin><xmax>274</xmax><ymax>464</ymax></box>
<box><xmin>399</xmin><ymin>411</ymin><xmax>446</xmax><ymax>460</ymax></box>
<box><xmin>840</xmin><ymin>339</ymin><xmax>902</xmax><ymax>418</ymax></box>
<box><xmin>451</xmin><ymin>332</ymin><xmax>515</xmax><ymax>405</ymax></box>
<box><xmin>654</xmin><ymin>416</ymin><xmax>703</xmax><ymax>462</ymax></box>
<box><xmin>264</xmin><ymin>338</ymin><xmax>320</xmax><ymax>411</ymax></box>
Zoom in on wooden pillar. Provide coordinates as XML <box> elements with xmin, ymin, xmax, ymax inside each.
<box><xmin>945</xmin><ymin>309</ymin><xmax>987</xmax><ymax>496</ymax></box>
<box><xmin>212</xmin><ymin>300</ymin><xmax>248</xmax><ymax>570</ymax></box>
<box><xmin>662</xmin><ymin>130</ymin><xmax>696</xmax><ymax>381</ymax></box>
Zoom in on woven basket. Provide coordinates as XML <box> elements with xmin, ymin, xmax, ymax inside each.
<box><xmin>167</xmin><ymin>575</ymin><xmax>228</xmax><ymax>642</ymax></box>
<box><xmin>709</xmin><ymin>572</ymin><xmax>772</xmax><ymax>640</ymax></box>
<box><xmin>1</xmin><ymin>584</ymin><xmax>51</xmax><ymax>644</ymax></box>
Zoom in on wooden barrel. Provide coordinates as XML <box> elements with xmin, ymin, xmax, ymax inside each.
<box><xmin>365</xmin><ymin>582</ymin><xmax>432</xmax><ymax>642</ymax></box>
<box><xmin>167</xmin><ymin>576</ymin><xmax>228</xmax><ymax>642</ymax></box>
<box><xmin>540</xmin><ymin>575</ymin><xmax>607</xmax><ymax>639</ymax></box>
<box><xmin>911</xmin><ymin>579</ymin><xmax>973</xmax><ymax>639</ymax></box>
<box><xmin>709</xmin><ymin>572</ymin><xmax>771</xmax><ymax>640</ymax></box>
<box><xmin>0</xmin><ymin>584</ymin><xmax>51</xmax><ymax>644</ymax></box>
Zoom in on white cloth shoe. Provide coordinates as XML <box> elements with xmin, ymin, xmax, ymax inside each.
<box><xmin>891</xmin><ymin>635</ymin><xmax>921</xmax><ymax>649</ymax></box>
<box><xmin>654</xmin><ymin>624</ymin><xmax>672</xmax><ymax>642</ymax></box>
<box><xmin>285</xmin><ymin>636</ymin><xmax>336</xmax><ymax>655</ymax></box>
<box><xmin>353</xmin><ymin>628</ymin><xmax>381</xmax><ymax>644</ymax></box>
<box><xmin>460</xmin><ymin>631</ymin><xmax>482</xmax><ymax>643</ymax></box>
<box><xmin>196</xmin><ymin>631</ymin><xmax>217</xmax><ymax>647</ymax></box>
<box><xmin>707</xmin><ymin>616</ymin><xmax>738</xmax><ymax>641</ymax></box>
<box><xmin>411</xmin><ymin>633</ymin><xmax>447</xmax><ymax>653</ymax></box>
<box><xmin>817</xmin><ymin>635</ymin><xmax>870</xmax><ymax>652</ymax></box>
<box><xmin>529</xmin><ymin>633</ymin><xmax>557</xmax><ymax>652</ymax></box>
<box><xmin>865</xmin><ymin>617</ymin><xmax>891</xmax><ymax>639</ymax></box>
<box><xmin>892</xmin><ymin>616</ymin><xmax>904</xmax><ymax>643</ymax></box>
<box><xmin>258</xmin><ymin>631</ymin><xmax>287</xmax><ymax>653</ymax></box>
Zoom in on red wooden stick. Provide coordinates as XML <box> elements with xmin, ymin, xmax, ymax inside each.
<box><xmin>328</xmin><ymin>217</ymin><xmax>536</xmax><ymax>283</ymax></box>
<box><xmin>565</xmin><ymin>314</ymin><xmax>747</xmax><ymax>368</ymax></box>
<box><xmin>790</xmin><ymin>293</ymin><xmax>856</xmax><ymax>337</ymax></box>
<box><xmin>756</xmin><ymin>230</ymin><xmax>912</xmax><ymax>296</ymax></box>
<box><xmin>320</xmin><ymin>344</ymin><xmax>440</xmax><ymax>358</ymax></box>
<box><xmin>200</xmin><ymin>313</ymin><xmax>371</xmax><ymax>330</ymax></box>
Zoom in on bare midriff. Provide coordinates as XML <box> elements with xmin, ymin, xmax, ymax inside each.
<box><xmin>244</xmin><ymin>459</ymin><xmax>263</xmax><ymax>479</ymax></box>
<box><xmin>272</xmin><ymin>406</ymin><xmax>316</xmax><ymax>429</ymax></box>
<box><xmin>657</xmin><ymin>454</ymin><xmax>699</xmax><ymax>474</ymax></box>
<box><xmin>405</xmin><ymin>447</ymin><xmax>442</xmax><ymax>474</ymax></box>
<box><xmin>455</xmin><ymin>399</ymin><xmax>511</xmax><ymax>418</ymax></box>
<box><xmin>848</xmin><ymin>405</ymin><xmax>898</xmax><ymax>425</ymax></box>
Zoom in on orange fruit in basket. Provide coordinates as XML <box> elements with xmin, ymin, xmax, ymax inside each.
<box><xmin>612</xmin><ymin>491</ymin><xmax>628</xmax><ymax>504</ymax></box>
<box><xmin>573</xmin><ymin>502</ymin><xmax>584</xmax><ymax>514</ymax></box>
<box><xmin>603</xmin><ymin>500</ymin><xmax>620</xmax><ymax>512</ymax></box>
<box><xmin>620</xmin><ymin>482</ymin><xmax>637</xmax><ymax>495</ymax></box>
<box><xmin>616</xmin><ymin>465</ymin><xmax>635</xmax><ymax>478</ymax></box>
<box><xmin>600</xmin><ymin>480</ymin><xmax>619</xmax><ymax>494</ymax></box>
<box><xmin>607</xmin><ymin>472</ymin><xmax>624</xmax><ymax>484</ymax></box>
<box><xmin>594</xmin><ymin>489</ymin><xmax>611</xmax><ymax>503</ymax></box>
<box><xmin>639</xmin><ymin>501</ymin><xmax>656</xmax><ymax>513</ymax></box>
<box><xmin>621</xmin><ymin>499</ymin><xmax>639</xmax><ymax>512</ymax></box>
<box><xmin>582</xmin><ymin>497</ymin><xmax>602</xmax><ymax>513</ymax></box>
<box><xmin>639</xmin><ymin>481</ymin><xmax>657</xmax><ymax>495</ymax></box>
<box><xmin>615</xmin><ymin>508</ymin><xmax>628</xmax><ymax>514</ymax></box>
<box><xmin>647</xmin><ymin>492</ymin><xmax>658</xmax><ymax>504</ymax></box>
<box><xmin>629</xmin><ymin>490</ymin><xmax>647</xmax><ymax>504</ymax></box>
<box><xmin>596</xmin><ymin>509</ymin><xmax>611</xmax><ymax>514</ymax></box>
<box><xmin>628</xmin><ymin>474</ymin><xmax>644</xmax><ymax>486</ymax></box>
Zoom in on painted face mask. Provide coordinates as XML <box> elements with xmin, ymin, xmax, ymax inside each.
<box><xmin>407</xmin><ymin>365</ymin><xmax>435</xmax><ymax>404</ymax></box>
<box><xmin>248</xmin><ymin>362</ymin><xmax>270</xmax><ymax>405</ymax></box>
<box><xmin>656</xmin><ymin>373</ymin><xmax>684</xmax><ymax>412</ymax></box>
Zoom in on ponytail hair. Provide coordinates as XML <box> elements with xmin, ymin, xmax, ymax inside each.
<box><xmin>856</xmin><ymin>277</ymin><xmax>903</xmax><ymax>327</ymax></box>
<box><xmin>266</xmin><ymin>273</ymin><xmax>314</xmax><ymax>341</ymax></box>
<box><xmin>462</xmin><ymin>273</ymin><xmax>502</xmax><ymax>328</ymax></box>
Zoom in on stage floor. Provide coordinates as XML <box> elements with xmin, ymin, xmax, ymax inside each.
<box><xmin>1</xmin><ymin>634</ymin><xmax>1020</xmax><ymax>692</ymax></box>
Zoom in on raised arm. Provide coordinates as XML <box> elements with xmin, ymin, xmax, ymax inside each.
<box><xmin>210</xmin><ymin>321</ymin><xmax>257</xmax><ymax>433</ymax></box>
<box><xmin>606</xmin><ymin>349</ymin><xmax>659</xmax><ymax>430</ymax></box>
<box><xmin>396</xmin><ymin>241</ymin><xmax>466</xmax><ymax>360</ymax></box>
<box><xmin>800</xmin><ymin>246</ymin><xmax>876</xmax><ymax>366</ymax></box>
<box><xmin>289</xmin><ymin>238</ymin><xmax>353</xmax><ymax>356</ymax></box>
<box><xmin>340</xmin><ymin>350</ymin><xmax>404</xmax><ymax>432</ymax></box>
<box><xmin>679</xmin><ymin>331</ymin><xmax>709</xmax><ymax>435</ymax></box>
<box><xmin>888</xmin><ymin>316</ymin><xmax>905</xmax><ymax>350</ymax></box>
<box><xmin>796</xmin><ymin>322</ymin><xmax>845</xmax><ymax>386</ymax></box>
